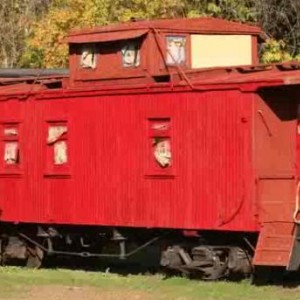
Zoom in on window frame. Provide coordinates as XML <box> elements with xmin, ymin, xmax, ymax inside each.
<box><xmin>0</xmin><ymin>121</ymin><xmax>23</xmax><ymax>176</ymax></box>
<box><xmin>145</xmin><ymin>118</ymin><xmax>175</xmax><ymax>179</ymax></box>
<box><xmin>44</xmin><ymin>120</ymin><xmax>71</xmax><ymax>178</ymax></box>
<box><xmin>120</xmin><ymin>39</ymin><xmax>141</xmax><ymax>68</ymax></box>
<box><xmin>161</xmin><ymin>33</ymin><xmax>191</xmax><ymax>69</ymax></box>
<box><xmin>78</xmin><ymin>43</ymin><xmax>98</xmax><ymax>70</ymax></box>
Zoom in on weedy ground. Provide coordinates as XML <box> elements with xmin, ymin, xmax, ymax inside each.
<box><xmin>0</xmin><ymin>267</ymin><xmax>300</xmax><ymax>300</ymax></box>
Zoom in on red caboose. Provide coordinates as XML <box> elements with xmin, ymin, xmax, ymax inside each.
<box><xmin>0</xmin><ymin>17</ymin><xmax>299</xmax><ymax>279</ymax></box>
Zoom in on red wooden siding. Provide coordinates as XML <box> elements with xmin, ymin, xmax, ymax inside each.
<box><xmin>0</xmin><ymin>89</ymin><xmax>256</xmax><ymax>231</ymax></box>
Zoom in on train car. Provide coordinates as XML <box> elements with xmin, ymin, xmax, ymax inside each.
<box><xmin>0</xmin><ymin>17</ymin><xmax>300</xmax><ymax>280</ymax></box>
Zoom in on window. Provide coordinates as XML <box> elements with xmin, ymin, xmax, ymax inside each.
<box><xmin>149</xmin><ymin>118</ymin><xmax>172</xmax><ymax>169</ymax></box>
<box><xmin>121</xmin><ymin>40</ymin><xmax>140</xmax><ymax>67</ymax></box>
<box><xmin>166</xmin><ymin>36</ymin><xmax>186</xmax><ymax>65</ymax></box>
<box><xmin>80</xmin><ymin>45</ymin><xmax>97</xmax><ymax>69</ymax></box>
<box><xmin>2</xmin><ymin>124</ymin><xmax>19</xmax><ymax>166</ymax></box>
<box><xmin>47</xmin><ymin>123</ymin><xmax>68</xmax><ymax>165</ymax></box>
<box><xmin>153</xmin><ymin>137</ymin><xmax>171</xmax><ymax>168</ymax></box>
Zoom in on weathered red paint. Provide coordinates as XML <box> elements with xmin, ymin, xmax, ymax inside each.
<box><xmin>0</xmin><ymin>88</ymin><xmax>254</xmax><ymax>231</ymax></box>
<box><xmin>68</xmin><ymin>17</ymin><xmax>263</xmax><ymax>85</ymax></box>
<box><xmin>253</xmin><ymin>88</ymin><xmax>298</xmax><ymax>266</ymax></box>
<box><xmin>67</xmin><ymin>17</ymin><xmax>264</xmax><ymax>41</ymax></box>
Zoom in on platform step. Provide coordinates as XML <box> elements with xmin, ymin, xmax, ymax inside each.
<box><xmin>253</xmin><ymin>222</ymin><xmax>295</xmax><ymax>267</ymax></box>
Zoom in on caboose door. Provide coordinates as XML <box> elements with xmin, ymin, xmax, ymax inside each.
<box><xmin>253</xmin><ymin>91</ymin><xmax>297</xmax><ymax>268</ymax></box>
<box><xmin>287</xmin><ymin>101</ymin><xmax>300</xmax><ymax>270</ymax></box>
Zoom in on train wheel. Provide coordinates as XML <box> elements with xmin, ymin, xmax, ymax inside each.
<box><xmin>0</xmin><ymin>239</ymin><xmax>9</xmax><ymax>266</ymax></box>
<box><xmin>26</xmin><ymin>245</ymin><xmax>44</xmax><ymax>268</ymax></box>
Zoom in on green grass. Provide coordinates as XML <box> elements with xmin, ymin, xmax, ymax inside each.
<box><xmin>0</xmin><ymin>267</ymin><xmax>299</xmax><ymax>300</ymax></box>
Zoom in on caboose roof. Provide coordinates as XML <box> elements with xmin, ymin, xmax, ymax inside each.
<box><xmin>1</xmin><ymin>63</ymin><xmax>300</xmax><ymax>96</ymax></box>
<box><xmin>67</xmin><ymin>17</ymin><xmax>264</xmax><ymax>44</ymax></box>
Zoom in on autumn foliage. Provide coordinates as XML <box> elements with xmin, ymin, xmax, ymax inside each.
<box><xmin>0</xmin><ymin>0</ymin><xmax>299</xmax><ymax>68</ymax></box>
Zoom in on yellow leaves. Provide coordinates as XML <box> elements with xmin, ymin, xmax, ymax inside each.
<box><xmin>23</xmin><ymin>0</ymin><xmax>188</xmax><ymax>68</ymax></box>
<box><xmin>261</xmin><ymin>39</ymin><xmax>292</xmax><ymax>64</ymax></box>
<box><xmin>23</xmin><ymin>0</ymin><xmax>101</xmax><ymax>67</ymax></box>
<box><xmin>21</xmin><ymin>0</ymin><xmax>295</xmax><ymax>68</ymax></box>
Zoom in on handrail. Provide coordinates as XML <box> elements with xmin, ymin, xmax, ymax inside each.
<box><xmin>293</xmin><ymin>180</ymin><xmax>300</xmax><ymax>224</ymax></box>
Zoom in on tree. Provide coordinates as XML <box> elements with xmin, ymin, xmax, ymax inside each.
<box><xmin>261</xmin><ymin>39</ymin><xmax>292</xmax><ymax>63</ymax></box>
<box><xmin>19</xmin><ymin>0</ymin><xmax>300</xmax><ymax>68</ymax></box>
<box><xmin>255</xmin><ymin>0</ymin><xmax>300</xmax><ymax>57</ymax></box>
<box><xmin>22</xmin><ymin>0</ymin><xmax>188</xmax><ymax>68</ymax></box>
<box><xmin>23</xmin><ymin>0</ymin><xmax>257</xmax><ymax>68</ymax></box>
<box><xmin>0</xmin><ymin>0</ymin><xmax>50</xmax><ymax>68</ymax></box>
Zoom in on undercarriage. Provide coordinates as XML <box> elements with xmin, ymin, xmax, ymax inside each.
<box><xmin>0</xmin><ymin>223</ymin><xmax>255</xmax><ymax>280</ymax></box>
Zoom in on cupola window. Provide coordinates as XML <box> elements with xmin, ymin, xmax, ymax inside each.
<box><xmin>166</xmin><ymin>36</ymin><xmax>186</xmax><ymax>65</ymax></box>
<box><xmin>121</xmin><ymin>40</ymin><xmax>140</xmax><ymax>67</ymax></box>
<box><xmin>80</xmin><ymin>45</ymin><xmax>97</xmax><ymax>69</ymax></box>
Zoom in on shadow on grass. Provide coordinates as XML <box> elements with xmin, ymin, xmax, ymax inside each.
<box><xmin>41</xmin><ymin>246</ymin><xmax>162</xmax><ymax>277</ymax></box>
<box><xmin>5</xmin><ymin>251</ymin><xmax>300</xmax><ymax>288</ymax></box>
<box><xmin>251</xmin><ymin>266</ymin><xmax>300</xmax><ymax>288</ymax></box>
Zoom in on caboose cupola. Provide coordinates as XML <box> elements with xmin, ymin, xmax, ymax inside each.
<box><xmin>67</xmin><ymin>17</ymin><xmax>264</xmax><ymax>87</ymax></box>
